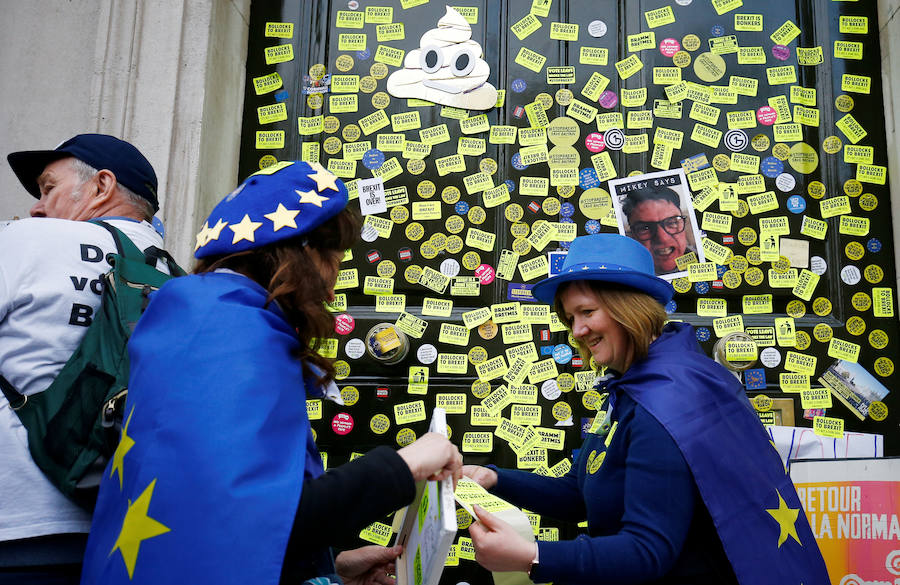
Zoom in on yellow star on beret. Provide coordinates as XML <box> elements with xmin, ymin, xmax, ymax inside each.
<box><xmin>229</xmin><ymin>214</ymin><xmax>263</xmax><ymax>244</ymax></box>
<box><xmin>207</xmin><ymin>218</ymin><xmax>229</xmax><ymax>242</ymax></box>
<box><xmin>306</xmin><ymin>163</ymin><xmax>340</xmax><ymax>192</ymax></box>
<box><xmin>297</xmin><ymin>189</ymin><xmax>330</xmax><ymax>208</ymax></box>
<box><xmin>264</xmin><ymin>203</ymin><xmax>301</xmax><ymax>231</ymax></box>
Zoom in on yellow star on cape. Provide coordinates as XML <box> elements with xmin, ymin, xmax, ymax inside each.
<box><xmin>229</xmin><ymin>214</ymin><xmax>263</xmax><ymax>244</ymax></box>
<box><xmin>306</xmin><ymin>165</ymin><xmax>340</xmax><ymax>192</ymax></box>
<box><xmin>297</xmin><ymin>189</ymin><xmax>330</xmax><ymax>208</ymax></box>
<box><xmin>111</xmin><ymin>479</ymin><xmax>171</xmax><ymax>579</ymax></box>
<box><xmin>264</xmin><ymin>203</ymin><xmax>300</xmax><ymax>231</ymax></box>
<box><xmin>193</xmin><ymin>224</ymin><xmax>210</xmax><ymax>252</ymax></box>
<box><xmin>206</xmin><ymin>218</ymin><xmax>228</xmax><ymax>242</ymax></box>
<box><xmin>109</xmin><ymin>407</ymin><xmax>136</xmax><ymax>490</ymax></box>
<box><xmin>766</xmin><ymin>489</ymin><xmax>802</xmax><ymax>548</ymax></box>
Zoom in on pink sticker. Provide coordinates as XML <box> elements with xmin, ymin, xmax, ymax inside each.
<box><xmin>659</xmin><ymin>38</ymin><xmax>681</xmax><ymax>57</ymax></box>
<box><xmin>475</xmin><ymin>264</ymin><xmax>496</xmax><ymax>285</ymax></box>
<box><xmin>334</xmin><ymin>313</ymin><xmax>355</xmax><ymax>335</ymax></box>
<box><xmin>598</xmin><ymin>90</ymin><xmax>618</xmax><ymax>109</ymax></box>
<box><xmin>771</xmin><ymin>44</ymin><xmax>790</xmax><ymax>61</ymax></box>
<box><xmin>332</xmin><ymin>413</ymin><xmax>354</xmax><ymax>435</ymax></box>
<box><xmin>757</xmin><ymin>106</ymin><xmax>778</xmax><ymax>126</ymax></box>
<box><xmin>585</xmin><ymin>132</ymin><xmax>606</xmax><ymax>153</ymax></box>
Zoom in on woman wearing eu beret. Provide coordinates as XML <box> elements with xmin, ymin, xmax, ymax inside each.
<box><xmin>464</xmin><ymin>233</ymin><xmax>829</xmax><ymax>585</ymax></box>
<box><xmin>81</xmin><ymin>162</ymin><xmax>462</xmax><ymax>585</ymax></box>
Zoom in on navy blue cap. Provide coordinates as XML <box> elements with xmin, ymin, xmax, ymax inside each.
<box><xmin>7</xmin><ymin>134</ymin><xmax>159</xmax><ymax>212</ymax></box>
<box><xmin>194</xmin><ymin>161</ymin><xmax>349</xmax><ymax>259</ymax></box>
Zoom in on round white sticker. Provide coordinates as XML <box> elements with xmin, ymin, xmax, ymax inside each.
<box><xmin>417</xmin><ymin>343</ymin><xmax>438</xmax><ymax>364</ymax></box>
<box><xmin>775</xmin><ymin>173</ymin><xmax>796</xmax><ymax>193</ymax></box>
<box><xmin>841</xmin><ymin>265</ymin><xmax>861</xmax><ymax>285</ymax></box>
<box><xmin>675</xmin><ymin>0</ymin><xmax>692</xmax><ymax>5</ymax></box>
<box><xmin>588</xmin><ymin>20</ymin><xmax>608</xmax><ymax>38</ymax></box>
<box><xmin>360</xmin><ymin>224</ymin><xmax>378</xmax><ymax>242</ymax></box>
<box><xmin>440</xmin><ymin>258</ymin><xmax>460</xmax><ymax>277</ymax></box>
<box><xmin>760</xmin><ymin>347</ymin><xmax>781</xmax><ymax>368</ymax></box>
<box><xmin>345</xmin><ymin>338</ymin><xmax>365</xmax><ymax>359</ymax></box>
<box><xmin>541</xmin><ymin>379</ymin><xmax>562</xmax><ymax>400</ymax></box>
<box><xmin>810</xmin><ymin>256</ymin><xmax>827</xmax><ymax>276</ymax></box>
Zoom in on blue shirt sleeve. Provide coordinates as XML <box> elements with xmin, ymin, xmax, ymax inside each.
<box><xmin>491</xmin><ymin>461</ymin><xmax>586</xmax><ymax>521</ymax></box>
<box><xmin>531</xmin><ymin>404</ymin><xmax>697</xmax><ymax>585</ymax></box>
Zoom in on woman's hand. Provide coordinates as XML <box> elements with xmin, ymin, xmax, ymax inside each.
<box><xmin>397</xmin><ymin>432</ymin><xmax>463</xmax><ymax>485</ymax></box>
<box><xmin>335</xmin><ymin>544</ymin><xmax>402</xmax><ymax>585</ymax></box>
<box><xmin>468</xmin><ymin>505</ymin><xmax>537</xmax><ymax>573</ymax></box>
<box><xmin>462</xmin><ymin>465</ymin><xmax>498</xmax><ymax>490</ymax></box>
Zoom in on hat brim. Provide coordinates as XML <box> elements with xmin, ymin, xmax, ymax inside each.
<box><xmin>7</xmin><ymin>150</ymin><xmax>71</xmax><ymax>199</ymax></box>
<box><xmin>531</xmin><ymin>267</ymin><xmax>674</xmax><ymax>306</ymax></box>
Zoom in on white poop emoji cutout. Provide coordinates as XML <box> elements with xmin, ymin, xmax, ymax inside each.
<box><xmin>386</xmin><ymin>6</ymin><xmax>498</xmax><ymax>110</ymax></box>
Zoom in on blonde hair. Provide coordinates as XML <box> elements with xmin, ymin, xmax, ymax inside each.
<box><xmin>554</xmin><ymin>281</ymin><xmax>667</xmax><ymax>370</ymax></box>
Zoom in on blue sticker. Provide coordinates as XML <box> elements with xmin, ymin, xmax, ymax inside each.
<box><xmin>560</xmin><ymin>202</ymin><xmax>575</xmax><ymax>217</ymax></box>
<box><xmin>548</xmin><ymin>251</ymin><xmax>568</xmax><ymax>275</ymax></box>
<box><xmin>540</xmin><ymin>346</ymin><xmax>554</xmax><ymax>356</ymax></box>
<box><xmin>744</xmin><ymin>368</ymin><xmax>767</xmax><ymax>391</ymax></box>
<box><xmin>558</xmin><ymin>217</ymin><xmax>575</xmax><ymax>225</ymax></box>
<box><xmin>695</xmin><ymin>327</ymin><xmax>711</xmax><ymax>342</ymax></box>
<box><xmin>711</xmin><ymin>24</ymin><xmax>725</xmax><ymax>37</ymax></box>
<box><xmin>507</xmin><ymin>283</ymin><xmax>536</xmax><ymax>302</ymax></box>
<box><xmin>511</xmin><ymin>152</ymin><xmax>528</xmax><ymax>170</ymax></box>
<box><xmin>274</xmin><ymin>90</ymin><xmax>290</xmax><ymax>102</ymax></box>
<box><xmin>680</xmin><ymin>154</ymin><xmax>710</xmax><ymax>173</ymax></box>
<box><xmin>867</xmin><ymin>238</ymin><xmax>882</xmax><ymax>253</ymax></box>
<box><xmin>560</xmin><ymin>240</ymin><xmax>572</xmax><ymax>250</ymax></box>
<box><xmin>152</xmin><ymin>216</ymin><xmax>165</xmax><ymax>237</ymax></box>
<box><xmin>579</xmin><ymin>168</ymin><xmax>600</xmax><ymax>190</ymax></box>
<box><xmin>761</xmin><ymin>156</ymin><xmax>784</xmax><ymax>178</ymax></box>
<box><xmin>504</xmin><ymin>179</ymin><xmax>516</xmax><ymax>193</ymax></box>
<box><xmin>362</xmin><ymin>149</ymin><xmax>385</xmax><ymax>170</ymax></box>
<box><xmin>511</xmin><ymin>78</ymin><xmax>528</xmax><ymax>93</ymax></box>
<box><xmin>716</xmin><ymin>264</ymin><xmax>728</xmax><ymax>278</ymax></box>
<box><xmin>455</xmin><ymin>201</ymin><xmax>470</xmax><ymax>215</ymax></box>
<box><xmin>786</xmin><ymin>195</ymin><xmax>806</xmax><ymax>214</ymax></box>
<box><xmin>552</xmin><ymin>344</ymin><xmax>573</xmax><ymax>365</ymax></box>
<box><xmin>664</xmin><ymin>299</ymin><xmax>677</xmax><ymax>314</ymax></box>
<box><xmin>356</xmin><ymin>48</ymin><xmax>371</xmax><ymax>60</ymax></box>
<box><xmin>585</xmin><ymin>220</ymin><xmax>602</xmax><ymax>234</ymax></box>
<box><xmin>694</xmin><ymin>282</ymin><xmax>710</xmax><ymax>294</ymax></box>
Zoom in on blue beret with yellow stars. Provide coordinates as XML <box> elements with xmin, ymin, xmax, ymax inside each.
<box><xmin>194</xmin><ymin>161</ymin><xmax>348</xmax><ymax>259</ymax></box>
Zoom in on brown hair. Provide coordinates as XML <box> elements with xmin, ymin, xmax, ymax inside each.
<box><xmin>554</xmin><ymin>281</ymin><xmax>667</xmax><ymax>371</ymax></box>
<box><xmin>194</xmin><ymin>206</ymin><xmax>361</xmax><ymax>384</ymax></box>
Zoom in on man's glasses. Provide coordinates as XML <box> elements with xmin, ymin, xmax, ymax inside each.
<box><xmin>630</xmin><ymin>215</ymin><xmax>687</xmax><ymax>241</ymax></box>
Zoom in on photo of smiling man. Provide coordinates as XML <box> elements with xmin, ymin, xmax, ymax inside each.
<box><xmin>610</xmin><ymin>169</ymin><xmax>704</xmax><ymax>280</ymax></box>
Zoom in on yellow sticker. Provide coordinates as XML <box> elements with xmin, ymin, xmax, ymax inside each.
<box><xmin>693</xmin><ymin>52</ymin><xmax>727</xmax><ymax>83</ymax></box>
<box><xmin>615</xmin><ymin>54</ymin><xmax>645</xmax><ymax>80</ymax></box>
<box><xmin>515</xmin><ymin>47</ymin><xmax>547</xmax><ymax>73</ymax></box>
<box><xmin>511</xmin><ymin>13</ymin><xmax>541</xmax><ymax>40</ymax></box>
<box><xmin>836</xmin><ymin>114</ymin><xmax>868</xmax><ymax>144</ymax></box>
<box><xmin>813</xmin><ymin>416</ymin><xmax>844</xmax><ymax>439</ymax></box>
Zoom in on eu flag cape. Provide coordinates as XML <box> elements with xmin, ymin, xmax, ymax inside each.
<box><xmin>81</xmin><ymin>272</ymin><xmax>325</xmax><ymax>585</ymax></box>
<box><xmin>607</xmin><ymin>323</ymin><xmax>830</xmax><ymax>585</ymax></box>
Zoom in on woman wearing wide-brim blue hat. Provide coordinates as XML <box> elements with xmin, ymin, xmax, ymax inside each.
<box><xmin>464</xmin><ymin>234</ymin><xmax>829</xmax><ymax>584</ymax></box>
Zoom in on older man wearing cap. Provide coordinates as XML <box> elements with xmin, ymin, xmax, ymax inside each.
<box><xmin>0</xmin><ymin>134</ymin><xmax>174</xmax><ymax>583</ymax></box>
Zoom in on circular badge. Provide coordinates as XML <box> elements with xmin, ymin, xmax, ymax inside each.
<box><xmin>557</xmin><ymin>373</ymin><xmax>576</xmax><ymax>393</ymax></box>
<box><xmin>845</xmin><ymin>242</ymin><xmax>866</xmax><ymax>261</ymax></box>
<box><xmin>711</xmin><ymin>24</ymin><xmax>725</xmax><ymax>37</ymax></box>
<box><xmin>722</xmin><ymin>270</ymin><xmax>742</xmax><ymax>289</ymax></box>
<box><xmin>340</xmin><ymin>385</ymin><xmax>360</xmax><ymax>406</ymax></box>
<box><xmin>604</xmin><ymin>128</ymin><xmax>625</xmax><ymax>150</ymax></box>
<box><xmin>724</xmin><ymin>129</ymin><xmax>749</xmax><ymax>152</ymax></box>
<box><xmin>760</xmin><ymin>347</ymin><xmax>781</xmax><ymax>368</ymax></box>
<box><xmin>510</xmin><ymin>222</ymin><xmax>529</xmax><ymax>238</ymax></box>
<box><xmin>753</xmin><ymin>395</ymin><xmax>774</xmax><ymax>412</ymax></box>
<box><xmin>786</xmin><ymin>300</ymin><xmax>806</xmax><ymax>318</ymax></box>
<box><xmin>874</xmin><ymin>357</ymin><xmax>894</xmax><ymax>377</ymax></box>
<box><xmin>542</xmin><ymin>197</ymin><xmax>562</xmax><ymax>216</ymax></box>
<box><xmin>756</xmin><ymin>106</ymin><xmax>778</xmax><ymax>126</ymax></box>
<box><xmin>822</xmin><ymin>136</ymin><xmax>843</xmax><ymax>155</ymax></box>
<box><xmin>729</xmin><ymin>255</ymin><xmax>749</xmax><ymax>273</ymax></box>
<box><xmin>582</xmin><ymin>390</ymin><xmax>601</xmax><ymax>410</ymax></box>
<box><xmin>588</xmin><ymin>20</ymin><xmax>608</xmax><ymax>37</ymax></box>
<box><xmin>867</xmin><ymin>238</ymin><xmax>882</xmax><ymax>254</ymax></box>
<box><xmin>812</xmin><ymin>297</ymin><xmax>832</xmax><ymax>316</ymax></box>
<box><xmin>746</xmin><ymin>247</ymin><xmax>763</xmax><ymax>266</ymax></box>
<box><xmin>258</xmin><ymin>155</ymin><xmax>278</xmax><ymax>170</ymax></box>
<box><xmin>869</xmin><ymin>401</ymin><xmax>888</xmax><ymax>421</ymax></box>
<box><xmin>844</xmin><ymin>179</ymin><xmax>864</xmax><ymax>197</ymax></box>
<box><xmin>335</xmin><ymin>313</ymin><xmax>356</xmax><ymax>335</ymax></box>
<box><xmin>359</xmin><ymin>75</ymin><xmax>377</xmax><ymax>93</ymax></box>
<box><xmin>471</xmin><ymin>379</ymin><xmax>491</xmax><ymax>398</ymax></box>
<box><xmin>404</xmin><ymin>264</ymin><xmax>423</xmax><ymax>285</ymax></box>
<box><xmin>869</xmin><ymin>329</ymin><xmax>889</xmax><ymax>349</ymax></box>
<box><xmin>396</xmin><ymin>428</ymin><xmax>416</xmax><ymax>446</ymax></box>
<box><xmin>462</xmin><ymin>251</ymin><xmax>481</xmax><ymax>271</ymax></box>
<box><xmin>390</xmin><ymin>206</ymin><xmax>409</xmax><ymax>224</ymax></box>
<box><xmin>810</xmin><ymin>256</ymin><xmax>827</xmax><ymax>275</ymax></box>
<box><xmin>552</xmin><ymin>344</ymin><xmax>573</xmax><ymax>365</ymax></box>
<box><xmin>362</xmin><ymin>149</ymin><xmax>385</xmax><ymax>170</ymax></box>
<box><xmin>598</xmin><ymin>90</ymin><xmax>619</xmax><ymax>109</ymax></box>
<box><xmin>555</xmin><ymin>88</ymin><xmax>574</xmax><ymax>106</ymax></box>
<box><xmin>835</xmin><ymin>94</ymin><xmax>855</xmax><ymax>113</ymax></box>
<box><xmin>370</xmin><ymin>414</ymin><xmax>390</xmax><ymax>435</ymax></box>
<box><xmin>744</xmin><ymin>267</ymin><xmax>764</xmax><ymax>286</ymax></box>
<box><xmin>585</xmin><ymin>220</ymin><xmax>602</xmax><ymax>234</ymax></box>
<box><xmin>475</xmin><ymin>264</ymin><xmax>495</xmax><ymax>285</ymax></box>
<box><xmin>713</xmin><ymin>153</ymin><xmax>731</xmax><ymax>171</ymax></box>
<box><xmin>775</xmin><ymin>174</ymin><xmax>796</xmax><ymax>194</ymax></box>
<box><xmin>772</xmin><ymin>256</ymin><xmax>791</xmax><ymax>274</ymax></box>
<box><xmin>682</xmin><ymin>34</ymin><xmax>701</xmax><ymax>51</ymax></box>
<box><xmin>445</xmin><ymin>235</ymin><xmax>463</xmax><ymax>254</ymax></box>
<box><xmin>864</xmin><ymin>264</ymin><xmax>884</xmax><ymax>284</ymax></box>
<box><xmin>416</xmin><ymin>180</ymin><xmax>436</xmax><ymax>199</ymax></box>
<box><xmin>794</xmin><ymin>331</ymin><xmax>810</xmax><ymax>351</ymax></box>
<box><xmin>852</xmin><ymin>292</ymin><xmax>872</xmax><ymax>312</ymax></box>
<box><xmin>440</xmin><ymin>258</ymin><xmax>460</xmax><ymax>277</ymax></box>
<box><xmin>417</xmin><ymin>343</ymin><xmax>437</xmax><ymax>364</ymax></box>
<box><xmin>479</xmin><ymin>157</ymin><xmax>499</xmax><ymax>175</ymax></box>
<box><xmin>323</xmin><ymin>136</ymin><xmax>342</xmax><ymax>155</ymax></box>
<box><xmin>457</xmin><ymin>508</ymin><xmax>473</xmax><ymax>530</ymax></box>
<box><xmin>786</xmin><ymin>195</ymin><xmax>806</xmax><ymax>214</ymax></box>
<box><xmin>813</xmin><ymin>323</ymin><xmax>833</xmax><ymax>343</ymax></box>
<box><xmin>761</xmin><ymin>156</ymin><xmax>785</xmax><ymax>179</ymax></box>
<box><xmin>660</xmin><ymin>38</ymin><xmax>681</xmax><ymax>57</ymax></box>
<box><xmin>371</xmin><ymin>91</ymin><xmax>390</xmax><ymax>109</ymax></box>
<box><xmin>477</xmin><ymin>320</ymin><xmax>499</xmax><ymax>340</ymax></box>
<box><xmin>547</xmin><ymin>116</ymin><xmax>580</xmax><ymax>146</ymax></box>
<box><xmin>342</xmin><ymin>124</ymin><xmax>361</xmax><ymax>142</ymax></box>
<box><xmin>440</xmin><ymin>185</ymin><xmax>461</xmax><ymax>204</ymax></box>
<box><xmin>370</xmin><ymin>62</ymin><xmax>388</xmax><ymax>79</ymax></box>
<box><xmin>772</xmin><ymin>143</ymin><xmax>792</xmax><ymax>161</ymax></box>
<box><xmin>306</xmin><ymin>93</ymin><xmax>324</xmax><ymax>110</ymax></box>
<box><xmin>579</xmin><ymin>188</ymin><xmax>612</xmax><ymax>219</ymax></box>
<box><xmin>557</xmin><ymin>185</ymin><xmax>576</xmax><ymax>199</ymax></box>
<box><xmin>789</xmin><ymin>143</ymin><xmax>819</xmax><ymax>174</ymax></box>
<box><xmin>673</xmin><ymin>50</ymin><xmax>692</xmax><ymax>68</ymax></box>
<box><xmin>808</xmin><ymin>181</ymin><xmax>826</xmax><ymax>199</ymax></box>
<box><xmin>737</xmin><ymin>227</ymin><xmax>757</xmax><ymax>246</ymax></box>
<box><xmin>323</xmin><ymin>115</ymin><xmax>341</xmax><ymax>133</ymax></box>
<box><xmin>468</xmin><ymin>206</ymin><xmax>486</xmax><ymax>224</ymax></box>
<box><xmin>672</xmin><ymin>277</ymin><xmax>691</xmax><ymax>293</ymax></box>
<box><xmin>360</xmin><ymin>223</ymin><xmax>378</xmax><ymax>243</ymax></box>
<box><xmin>840</xmin><ymin>265</ymin><xmax>861</xmax><ymax>285</ymax></box>
<box><xmin>332</xmin><ymin>413</ymin><xmax>354</xmax><ymax>435</ymax></box>
<box><xmin>429</xmin><ymin>232</ymin><xmax>446</xmax><ymax>252</ymax></box>
<box><xmin>751</xmin><ymin>134</ymin><xmax>770</xmax><ymax>152</ymax></box>
<box><xmin>772</xmin><ymin>45</ymin><xmax>791</xmax><ymax>61</ymax></box>
<box><xmin>846</xmin><ymin>316</ymin><xmax>866</xmax><ymax>336</ymax></box>
<box><xmin>334</xmin><ymin>360</ymin><xmax>350</xmax><ymax>380</ymax></box>
<box><xmin>859</xmin><ymin>193</ymin><xmax>878</xmax><ymax>211</ymax></box>
<box><xmin>407</xmin><ymin>159</ymin><xmax>426</xmax><ymax>175</ymax></box>
<box><xmin>694</xmin><ymin>52</ymin><xmax>727</xmax><ymax>82</ymax></box>
<box><xmin>588</xmin><ymin>451</ymin><xmax>606</xmax><ymax>474</ymax></box>
<box><xmin>535</xmin><ymin>92</ymin><xmax>553</xmax><ymax>110</ymax></box>
<box><xmin>551</xmin><ymin>401</ymin><xmax>572</xmax><ymax>421</ymax></box>
<box><xmin>467</xmin><ymin>346</ymin><xmax>488</xmax><ymax>365</ymax></box>
<box><xmin>345</xmin><ymin>338</ymin><xmax>365</xmax><ymax>359</ymax></box>
<box><xmin>405</xmin><ymin>222</ymin><xmax>425</xmax><ymax>241</ymax></box>
<box><xmin>512</xmin><ymin>236</ymin><xmax>531</xmax><ymax>255</ymax></box>
<box><xmin>584</xmin><ymin>132</ymin><xmax>607</xmax><ymax>153</ymax></box>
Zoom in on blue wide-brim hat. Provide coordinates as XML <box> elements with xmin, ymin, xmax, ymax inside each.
<box><xmin>194</xmin><ymin>161</ymin><xmax>348</xmax><ymax>259</ymax></box>
<box><xmin>531</xmin><ymin>234</ymin><xmax>674</xmax><ymax>306</ymax></box>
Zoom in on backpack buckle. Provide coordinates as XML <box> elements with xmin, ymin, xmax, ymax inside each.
<box><xmin>10</xmin><ymin>394</ymin><xmax>27</xmax><ymax>411</ymax></box>
<box><xmin>101</xmin><ymin>389</ymin><xmax>128</xmax><ymax>428</ymax></box>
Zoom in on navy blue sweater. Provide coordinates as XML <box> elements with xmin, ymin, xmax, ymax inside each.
<box><xmin>493</xmin><ymin>387</ymin><xmax>736</xmax><ymax>584</ymax></box>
